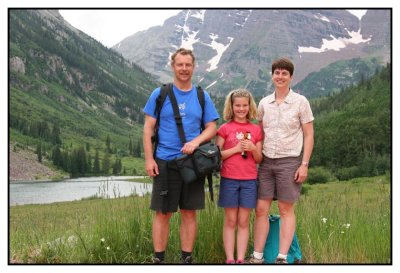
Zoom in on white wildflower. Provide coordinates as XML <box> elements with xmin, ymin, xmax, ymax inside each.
<box><xmin>100</xmin><ymin>238</ymin><xmax>105</xmax><ymax>242</ymax></box>
<box><xmin>106</xmin><ymin>246</ymin><xmax>110</xmax><ymax>250</ymax></box>
<box><xmin>322</xmin><ymin>217</ymin><xmax>327</xmax><ymax>224</ymax></box>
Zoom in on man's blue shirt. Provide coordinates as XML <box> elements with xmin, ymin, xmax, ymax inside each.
<box><xmin>143</xmin><ymin>84</ymin><xmax>220</xmax><ymax>160</ymax></box>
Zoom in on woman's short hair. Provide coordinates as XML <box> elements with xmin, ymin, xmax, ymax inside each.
<box><xmin>272</xmin><ymin>58</ymin><xmax>294</xmax><ymax>76</ymax></box>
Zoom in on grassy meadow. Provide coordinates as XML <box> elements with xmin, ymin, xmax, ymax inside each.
<box><xmin>9</xmin><ymin>175</ymin><xmax>391</xmax><ymax>264</ymax></box>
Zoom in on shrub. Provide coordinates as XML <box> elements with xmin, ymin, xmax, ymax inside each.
<box><xmin>335</xmin><ymin>166</ymin><xmax>360</xmax><ymax>181</ymax></box>
<box><xmin>307</xmin><ymin>166</ymin><xmax>336</xmax><ymax>184</ymax></box>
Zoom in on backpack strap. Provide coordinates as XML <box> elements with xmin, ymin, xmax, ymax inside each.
<box><xmin>196</xmin><ymin>85</ymin><xmax>205</xmax><ymax>131</ymax></box>
<box><xmin>153</xmin><ymin>84</ymin><xmax>204</xmax><ymax>149</ymax></box>
<box><xmin>166</xmin><ymin>83</ymin><xmax>187</xmax><ymax>145</ymax></box>
<box><xmin>152</xmin><ymin>84</ymin><xmax>169</xmax><ymax>158</ymax></box>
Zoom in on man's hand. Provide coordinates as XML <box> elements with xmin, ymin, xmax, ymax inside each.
<box><xmin>181</xmin><ymin>141</ymin><xmax>200</xmax><ymax>155</ymax></box>
<box><xmin>145</xmin><ymin>159</ymin><xmax>159</xmax><ymax>177</ymax></box>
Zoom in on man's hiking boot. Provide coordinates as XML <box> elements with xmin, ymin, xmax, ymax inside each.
<box><xmin>152</xmin><ymin>257</ymin><xmax>165</xmax><ymax>264</ymax></box>
<box><xmin>181</xmin><ymin>255</ymin><xmax>193</xmax><ymax>264</ymax></box>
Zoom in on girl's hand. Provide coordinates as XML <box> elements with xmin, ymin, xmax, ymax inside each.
<box><xmin>234</xmin><ymin>142</ymin><xmax>244</xmax><ymax>153</ymax></box>
<box><xmin>240</xmin><ymin>139</ymin><xmax>255</xmax><ymax>152</ymax></box>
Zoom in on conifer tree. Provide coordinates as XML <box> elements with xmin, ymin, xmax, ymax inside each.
<box><xmin>135</xmin><ymin>141</ymin><xmax>141</xmax><ymax>157</ymax></box>
<box><xmin>128</xmin><ymin>138</ymin><xmax>133</xmax><ymax>156</ymax></box>
<box><xmin>105</xmin><ymin>135</ymin><xmax>111</xmax><ymax>153</ymax></box>
<box><xmin>102</xmin><ymin>153</ymin><xmax>111</xmax><ymax>175</ymax></box>
<box><xmin>93</xmin><ymin>150</ymin><xmax>100</xmax><ymax>174</ymax></box>
<box><xmin>51</xmin><ymin>124</ymin><xmax>61</xmax><ymax>144</ymax></box>
<box><xmin>52</xmin><ymin>145</ymin><xmax>62</xmax><ymax>167</ymax></box>
<box><xmin>36</xmin><ymin>142</ymin><xmax>42</xmax><ymax>163</ymax></box>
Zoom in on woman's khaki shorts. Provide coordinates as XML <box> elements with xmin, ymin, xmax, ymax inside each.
<box><xmin>257</xmin><ymin>156</ymin><xmax>302</xmax><ymax>203</ymax></box>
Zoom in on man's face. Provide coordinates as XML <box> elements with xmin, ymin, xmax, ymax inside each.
<box><xmin>171</xmin><ymin>54</ymin><xmax>194</xmax><ymax>83</ymax></box>
<box><xmin>272</xmin><ymin>68</ymin><xmax>292</xmax><ymax>89</ymax></box>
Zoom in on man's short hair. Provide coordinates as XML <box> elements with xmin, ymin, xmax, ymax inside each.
<box><xmin>171</xmin><ymin>48</ymin><xmax>196</xmax><ymax>65</ymax></box>
<box><xmin>272</xmin><ymin>58</ymin><xmax>294</xmax><ymax>76</ymax></box>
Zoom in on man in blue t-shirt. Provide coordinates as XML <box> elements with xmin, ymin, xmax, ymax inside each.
<box><xmin>143</xmin><ymin>48</ymin><xmax>219</xmax><ymax>264</ymax></box>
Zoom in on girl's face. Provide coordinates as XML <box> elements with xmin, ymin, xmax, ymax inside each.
<box><xmin>232</xmin><ymin>96</ymin><xmax>249</xmax><ymax>122</ymax></box>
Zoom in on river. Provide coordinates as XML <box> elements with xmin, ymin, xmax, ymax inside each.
<box><xmin>9</xmin><ymin>176</ymin><xmax>152</xmax><ymax>206</ymax></box>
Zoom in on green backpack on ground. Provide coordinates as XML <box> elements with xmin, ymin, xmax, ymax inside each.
<box><xmin>263</xmin><ymin>215</ymin><xmax>302</xmax><ymax>264</ymax></box>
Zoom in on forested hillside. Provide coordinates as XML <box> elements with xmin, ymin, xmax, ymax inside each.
<box><xmin>310</xmin><ymin>64</ymin><xmax>391</xmax><ymax>180</ymax></box>
<box><xmin>9</xmin><ymin>10</ymin><xmax>159</xmax><ymax>178</ymax></box>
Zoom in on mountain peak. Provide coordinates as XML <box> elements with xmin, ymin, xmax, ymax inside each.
<box><xmin>113</xmin><ymin>9</ymin><xmax>389</xmax><ymax>97</ymax></box>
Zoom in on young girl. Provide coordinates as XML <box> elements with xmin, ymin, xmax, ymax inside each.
<box><xmin>216</xmin><ymin>89</ymin><xmax>263</xmax><ymax>264</ymax></box>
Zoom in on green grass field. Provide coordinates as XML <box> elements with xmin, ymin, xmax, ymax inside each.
<box><xmin>9</xmin><ymin>175</ymin><xmax>391</xmax><ymax>264</ymax></box>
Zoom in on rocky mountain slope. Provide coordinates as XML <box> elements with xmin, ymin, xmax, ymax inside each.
<box><xmin>113</xmin><ymin>9</ymin><xmax>390</xmax><ymax>98</ymax></box>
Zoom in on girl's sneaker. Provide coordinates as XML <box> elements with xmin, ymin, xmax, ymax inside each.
<box><xmin>247</xmin><ymin>254</ymin><xmax>264</xmax><ymax>264</ymax></box>
<box><xmin>275</xmin><ymin>257</ymin><xmax>288</xmax><ymax>264</ymax></box>
<box><xmin>235</xmin><ymin>259</ymin><xmax>245</xmax><ymax>264</ymax></box>
<box><xmin>226</xmin><ymin>259</ymin><xmax>235</xmax><ymax>264</ymax></box>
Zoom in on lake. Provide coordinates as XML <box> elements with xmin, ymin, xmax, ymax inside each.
<box><xmin>9</xmin><ymin>176</ymin><xmax>153</xmax><ymax>206</ymax></box>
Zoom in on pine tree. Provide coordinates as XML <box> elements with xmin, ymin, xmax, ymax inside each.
<box><xmin>112</xmin><ymin>158</ymin><xmax>122</xmax><ymax>175</ymax></box>
<box><xmin>36</xmin><ymin>142</ymin><xmax>42</xmax><ymax>163</ymax></box>
<box><xmin>102</xmin><ymin>153</ymin><xmax>111</xmax><ymax>175</ymax></box>
<box><xmin>105</xmin><ymin>135</ymin><xmax>111</xmax><ymax>153</ymax></box>
<box><xmin>93</xmin><ymin>150</ymin><xmax>100</xmax><ymax>174</ymax></box>
<box><xmin>135</xmin><ymin>141</ymin><xmax>141</xmax><ymax>157</ymax></box>
<box><xmin>128</xmin><ymin>138</ymin><xmax>133</xmax><ymax>156</ymax></box>
<box><xmin>52</xmin><ymin>145</ymin><xmax>62</xmax><ymax>167</ymax></box>
<box><xmin>87</xmin><ymin>154</ymin><xmax>92</xmax><ymax>173</ymax></box>
<box><xmin>51</xmin><ymin>124</ymin><xmax>62</xmax><ymax>144</ymax></box>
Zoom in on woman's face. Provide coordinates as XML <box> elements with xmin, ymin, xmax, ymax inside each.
<box><xmin>272</xmin><ymin>68</ymin><xmax>292</xmax><ymax>90</ymax></box>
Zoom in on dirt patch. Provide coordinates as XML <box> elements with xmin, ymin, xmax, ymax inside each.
<box><xmin>9</xmin><ymin>144</ymin><xmax>62</xmax><ymax>181</ymax></box>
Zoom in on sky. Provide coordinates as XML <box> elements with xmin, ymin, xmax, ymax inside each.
<box><xmin>59</xmin><ymin>9</ymin><xmax>366</xmax><ymax>48</ymax></box>
<box><xmin>59</xmin><ymin>9</ymin><xmax>182</xmax><ymax>48</ymax></box>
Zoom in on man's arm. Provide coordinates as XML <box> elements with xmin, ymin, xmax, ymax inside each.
<box><xmin>143</xmin><ymin>114</ymin><xmax>159</xmax><ymax>177</ymax></box>
<box><xmin>181</xmin><ymin>121</ymin><xmax>217</xmax><ymax>154</ymax></box>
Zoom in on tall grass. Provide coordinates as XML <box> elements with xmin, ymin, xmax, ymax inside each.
<box><xmin>295</xmin><ymin>176</ymin><xmax>391</xmax><ymax>264</ymax></box>
<box><xmin>9</xmin><ymin>175</ymin><xmax>390</xmax><ymax>264</ymax></box>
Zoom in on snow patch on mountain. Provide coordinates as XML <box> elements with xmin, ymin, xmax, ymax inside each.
<box><xmin>298</xmin><ymin>29</ymin><xmax>371</xmax><ymax>53</ymax></box>
<box><xmin>177</xmin><ymin>10</ymin><xmax>203</xmax><ymax>50</ymax></box>
<box><xmin>347</xmin><ymin>10</ymin><xmax>367</xmax><ymax>20</ymax></box>
<box><xmin>235</xmin><ymin>9</ymin><xmax>252</xmax><ymax>27</ymax></box>
<box><xmin>191</xmin><ymin>10</ymin><xmax>206</xmax><ymax>22</ymax></box>
<box><xmin>206</xmin><ymin>35</ymin><xmax>234</xmax><ymax>72</ymax></box>
<box><xmin>315</xmin><ymin>13</ymin><xmax>330</xmax><ymax>23</ymax></box>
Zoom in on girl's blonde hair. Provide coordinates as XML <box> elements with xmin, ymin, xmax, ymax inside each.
<box><xmin>223</xmin><ymin>89</ymin><xmax>257</xmax><ymax>121</ymax></box>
